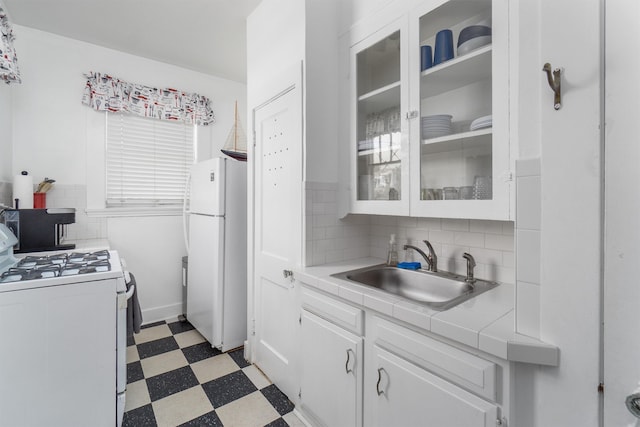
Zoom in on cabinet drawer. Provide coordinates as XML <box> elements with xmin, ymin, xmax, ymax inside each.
<box><xmin>301</xmin><ymin>286</ymin><xmax>363</xmax><ymax>335</ymax></box>
<box><xmin>370</xmin><ymin>316</ymin><xmax>496</xmax><ymax>401</ymax></box>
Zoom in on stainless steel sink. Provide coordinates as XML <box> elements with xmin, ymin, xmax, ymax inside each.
<box><xmin>331</xmin><ymin>264</ymin><xmax>499</xmax><ymax>310</ymax></box>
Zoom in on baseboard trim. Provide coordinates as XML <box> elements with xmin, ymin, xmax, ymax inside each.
<box><xmin>141</xmin><ymin>303</ymin><xmax>183</xmax><ymax>325</ymax></box>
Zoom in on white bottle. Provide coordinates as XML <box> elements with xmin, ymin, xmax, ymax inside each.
<box><xmin>387</xmin><ymin>234</ymin><xmax>398</xmax><ymax>266</ymax></box>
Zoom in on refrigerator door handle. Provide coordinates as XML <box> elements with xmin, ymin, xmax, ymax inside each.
<box><xmin>182</xmin><ymin>172</ymin><xmax>192</xmax><ymax>253</ymax></box>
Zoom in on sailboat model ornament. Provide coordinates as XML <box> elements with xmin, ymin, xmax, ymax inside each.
<box><xmin>221</xmin><ymin>101</ymin><xmax>247</xmax><ymax>161</ymax></box>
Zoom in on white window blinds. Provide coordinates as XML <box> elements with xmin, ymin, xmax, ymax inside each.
<box><xmin>106</xmin><ymin>112</ymin><xmax>195</xmax><ymax>207</ymax></box>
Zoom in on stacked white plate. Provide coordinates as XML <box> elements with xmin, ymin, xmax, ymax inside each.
<box><xmin>421</xmin><ymin>114</ymin><xmax>452</xmax><ymax>139</ymax></box>
<box><xmin>358</xmin><ymin>140</ymin><xmax>374</xmax><ymax>151</ymax></box>
<box><xmin>470</xmin><ymin>114</ymin><xmax>492</xmax><ymax>131</ymax></box>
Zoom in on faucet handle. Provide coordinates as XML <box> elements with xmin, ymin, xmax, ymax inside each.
<box><xmin>462</xmin><ymin>252</ymin><xmax>476</xmax><ymax>284</ymax></box>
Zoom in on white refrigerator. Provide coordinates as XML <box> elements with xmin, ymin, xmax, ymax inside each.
<box><xmin>185</xmin><ymin>157</ymin><xmax>247</xmax><ymax>352</ymax></box>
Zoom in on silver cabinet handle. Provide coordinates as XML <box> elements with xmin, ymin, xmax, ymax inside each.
<box><xmin>376</xmin><ymin>367</ymin><xmax>386</xmax><ymax>396</ymax></box>
<box><xmin>627</xmin><ymin>392</ymin><xmax>640</xmax><ymax>418</ymax></box>
<box><xmin>345</xmin><ymin>349</ymin><xmax>355</xmax><ymax>374</ymax></box>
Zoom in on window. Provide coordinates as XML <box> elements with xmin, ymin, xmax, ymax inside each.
<box><xmin>106</xmin><ymin>112</ymin><xmax>195</xmax><ymax>207</ymax></box>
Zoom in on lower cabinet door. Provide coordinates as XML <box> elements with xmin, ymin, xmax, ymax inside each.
<box><xmin>300</xmin><ymin>309</ymin><xmax>363</xmax><ymax>427</ymax></box>
<box><xmin>366</xmin><ymin>346</ymin><xmax>498</xmax><ymax>427</ymax></box>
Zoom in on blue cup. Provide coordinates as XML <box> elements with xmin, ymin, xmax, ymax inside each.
<box><xmin>420</xmin><ymin>45</ymin><xmax>433</xmax><ymax>71</ymax></box>
<box><xmin>434</xmin><ymin>29</ymin><xmax>454</xmax><ymax>65</ymax></box>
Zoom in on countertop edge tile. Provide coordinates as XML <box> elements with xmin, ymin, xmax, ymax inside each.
<box><xmin>363</xmin><ymin>293</ymin><xmax>396</xmax><ymax>317</ymax></box>
<box><xmin>479</xmin><ymin>310</ymin><xmax>560</xmax><ymax>366</ymax></box>
<box><xmin>507</xmin><ymin>338</ymin><xmax>560</xmax><ymax>366</ymax></box>
<box><xmin>338</xmin><ymin>285</ymin><xmax>364</xmax><ymax>305</ymax></box>
<box><xmin>430</xmin><ymin>316</ymin><xmax>479</xmax><ymax>348</ymax></box>
<box><xmin>392</xmin><ymin>300</ymin><xmax>432</xmax><ymax>331</ymax></box>
<box><xmin>478</xmin><ymin>311</ymin><xmax>513</xmax><ymax>359</ymax></box>
<box><xmin>294</xmin><ymin>271</ymin><xmax>319</xmax><ymax>287</ymax></box>
<box><xmin>317</xmin><ymin>277</ymin><xmax>340</xmax><ymax>296</ymax></box>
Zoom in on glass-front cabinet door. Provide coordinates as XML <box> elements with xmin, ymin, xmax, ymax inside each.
<box><xmin>409</xmin><ymin>0</ymin><xmax>511</xmax><ymax>220</ymax></box>
<box><xmin>351</xmin><ymin>20</ymin><xmax>410</xmax><ymax>215</ymax></box>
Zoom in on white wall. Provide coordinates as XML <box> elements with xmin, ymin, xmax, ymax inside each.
<box><xmin>533</xmin><ymin>1</ymin><xmax>602</xmax><ymax>426</ymax></box>
<box><xmin>0</xmin><ymin>83</ymin><xmax>11</xmax><ymax>183</ymax></box>
<box><xmin>603</xmin><ymin>0</ymin><xmax>640</xmax><ymax>423</ymax></box>
<box><xmin>304</xmin><ymin>0</ymin><xmax>340</xmax><ymax>183</ymax></box>
<box><xmin>8</xmin><ymin>25</ymin><xmax>247</xmax><ymax>323</ymax></box>
<box><xmin>0</xmin><ymin>83</ymin><xmax>12</xmax><ymax>206</ymax></box>
<box><xmin>247</xmin><ymin>0</ymin><xmax>305</xmax><ymax>110</ymax></box>
<box><xmin>12</xmin><ymin>26</ymin><xmax>247</xmax><ymax>183</ymax></box>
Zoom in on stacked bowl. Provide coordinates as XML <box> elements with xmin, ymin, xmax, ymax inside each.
<box><xmin>457</xmin><ymin>25</ymin><xmax>491</xmax><ymax>56</ymax></box>
<box><xmin>470</xmin><ymin>114</ymin><xmax>492</xmax><ymax>131</ymax></box>
<box><xmin>421</xmin><ymin>114</ymin><xmax>452</xmax><ymax>139</ymax></box>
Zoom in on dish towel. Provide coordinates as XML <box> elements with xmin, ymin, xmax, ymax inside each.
<box><xmin>126</xmin><ymin>272</ymin><xmax>143</xmax><ymax>336</ymax></box>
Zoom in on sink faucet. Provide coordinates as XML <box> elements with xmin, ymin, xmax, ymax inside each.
<box><xmin>462</xmin><ymin>252</ymin><xmax>476</xmax><ymax>285</ymax></box>
<box><xmin>423</xmin><ymin>240</ymin><xmax>437</xmax><ymax>272</ymax></box>
<box><xmin>403</xmin><ymin>240</ymin><xmax>438</xmax><ymax>272</ymax></box>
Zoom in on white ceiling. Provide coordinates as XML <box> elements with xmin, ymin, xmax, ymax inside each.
<box><xmin>1</xmin><ymin>0</ymin><xmax>262</xmax><ymax>83</ymax></box>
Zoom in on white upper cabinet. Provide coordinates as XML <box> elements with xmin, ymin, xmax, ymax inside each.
<box><xmin>349</xmin><ymin>0</ymin><xmax>512</xmax><ymax>220</ymax></box>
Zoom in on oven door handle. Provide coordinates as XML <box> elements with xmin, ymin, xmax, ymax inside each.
<box><xmin>125</xmin><ymin>284</ymin><xmax>135</xmax><ymax>300</ymax></box>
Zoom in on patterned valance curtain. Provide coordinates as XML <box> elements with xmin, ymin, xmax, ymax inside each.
<box><xmin>82</xmin><ymin>72</ymin><xmax>215</xmax><ymax>126</ymax></box>
<box><xmin>0</xmin><ymin>4</ymin><xmax>21</xmax><ymax>84</ymax></box>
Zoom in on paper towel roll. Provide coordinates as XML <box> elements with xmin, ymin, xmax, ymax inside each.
<box><xmin>13</xmin><ymin>171</ymin><xmax>34</xmax><ymax>209</ymax></box>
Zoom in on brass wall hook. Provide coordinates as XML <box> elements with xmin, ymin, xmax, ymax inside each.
<box><xmin>542</xmin><ymin>63</ymin><xmax>562</xmax><ymax>110</ymax></box>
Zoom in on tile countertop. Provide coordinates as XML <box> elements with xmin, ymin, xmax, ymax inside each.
<box><xmin>294</xmin><ymin>258</ymin><xmax>559</xmax><ymax>366</ymax></box>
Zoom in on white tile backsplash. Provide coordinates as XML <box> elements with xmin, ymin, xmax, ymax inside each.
<box><xmin>428</xmin><ymin>229</ymin><xmax>454</xmax><ymax>244</ymax></box>
<box><xmin>304</xmin><ymin>182</ymin><xmax>370</xmax><ymax>266</ymax></box>
<box><xmin>417</xmin><ymin>217</ymin><xmax>442</xmax><ymax>230</ymax></box>
<box><xmin>44</xmin><ymin>184</ymin><xmax>107</xmax><ymax>241</ymax></box>
<box><xmin>516</xmin><ymin>175</ymin><xmax>541</xmax><ymax>231</ymax></box>
<box><xmin>453</xmin><ymin>231</ymin><xmax>485</xmax><ymax>248</ymax></box>
<box><xmin>516</xmin><ymin>229</ymin><xmax>541</xmax><ymax>284</ymax></box>
<box><xmin>304</xmin><ymin>182</ymin><xmax>515</xmax><ymax>285</ymax></box>
<box><xmin>442</xmin><ymin>218</ymin><xmax>471</xmax><ymax>232</ymax></box>
<box><xmin>516</xmin><ymin>281</ymin><xmax>540</xmax><ymax>338</ymax></box>
<box><xmin>515</xmin><ymin>158</ymin><xmax>542</xmax><ymax>339</ymax></box>
<box><xmin>485</xmin><ymin>233</ymin><xmax>515</xmax><ymax>251</ymax></box>
<box><xmin>0</xmin><ymin>182</ymin><xmax>106</xmax><ymax>242</ymax></box>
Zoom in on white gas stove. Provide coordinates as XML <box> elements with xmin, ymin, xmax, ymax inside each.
<box><xmin>0</xmin><ymin>223</ymin><xmax>129</xmax><ymax>427</ymax></box>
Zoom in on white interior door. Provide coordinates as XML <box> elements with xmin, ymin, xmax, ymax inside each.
<box><xmin>252</xmin><ymin>63</ymin><xmax>303</xmax><ymax>401</ymax></box>
<box><xmin>604</xmin><ymin>1</ymin><xmax>640</xmax><ymax>425</ymax></box>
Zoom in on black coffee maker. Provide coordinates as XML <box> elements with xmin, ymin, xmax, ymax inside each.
<box><xmin>1</xmin><ymin>209</ymin><xmax>76</xmax><ymax>253</ymax></box>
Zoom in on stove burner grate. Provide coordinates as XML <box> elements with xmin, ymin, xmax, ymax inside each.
<box><xmin>1</xmin><ymin>251</ymin><xmax>111</xmax><ymax>282</ymax></box>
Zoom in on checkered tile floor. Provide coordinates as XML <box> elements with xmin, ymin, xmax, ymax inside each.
<box><xmin>124</xmin><ymin>319</ymin><xmax>303</xmax><ymax>427</ymax></box>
